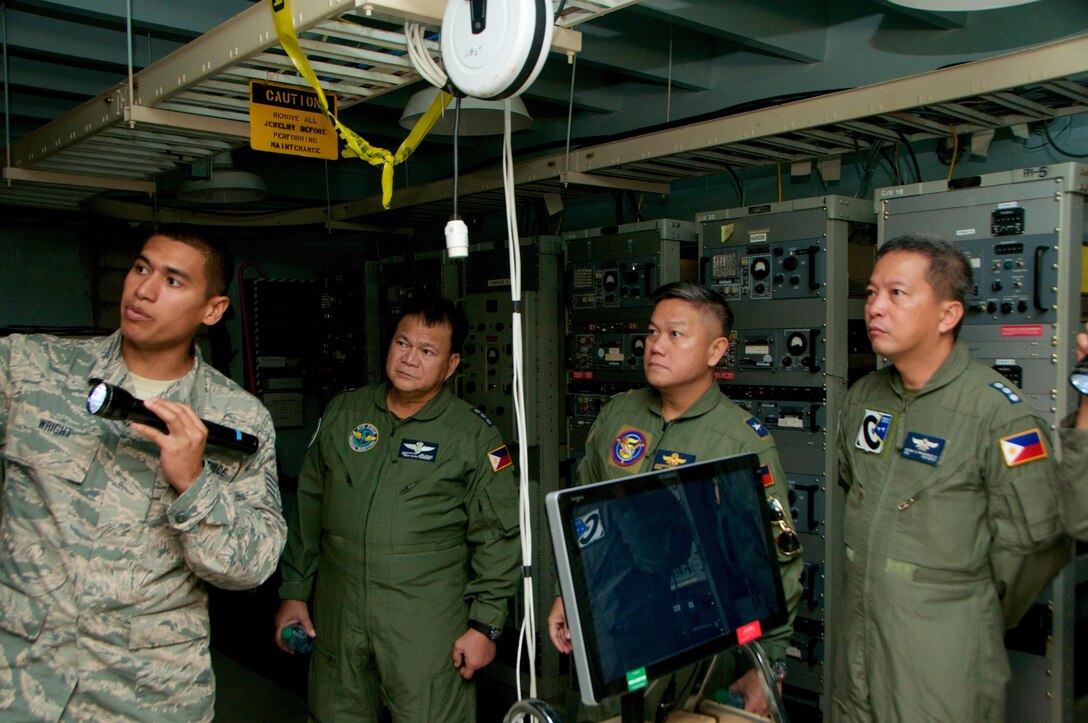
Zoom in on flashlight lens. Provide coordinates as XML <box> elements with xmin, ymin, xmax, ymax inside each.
<box><xmin>87</xmin><ymin>382</ymin><xmax>109</xmax><ymax>415</ymax></box>
<box><xmin>1072</xmin><ymin>372</ymin><xmax>1088</xmax><ymax>396</ymax></box>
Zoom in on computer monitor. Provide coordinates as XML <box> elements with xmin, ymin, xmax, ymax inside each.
<box><xmin>546</xmin><ymin>453</ymin><xmax>788</xmax><ymax>706</ymax></box>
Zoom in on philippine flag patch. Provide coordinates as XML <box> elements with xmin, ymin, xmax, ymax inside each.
<box><xmin>999</xmin><ymin>428</ymin><xmax>1048</xmax><ymax>467</ymax></box>
<box><xmin>488</xmin><ymin>445</ymin><xmax>513</xmax><ymax>472</ymax></box>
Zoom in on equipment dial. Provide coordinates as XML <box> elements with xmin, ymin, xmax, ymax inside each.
<box><xmin>787</xmin><ymin>332</ymin><xmax>807</xmax><ymax>356</ymax></box>
<box><xmin>750</xmin><ymin>257</ymin><xmax>771</xmax><ymax>280</ymax></box>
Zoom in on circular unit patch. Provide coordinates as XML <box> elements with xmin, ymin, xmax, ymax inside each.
<box><xmin>612</xmin><ymin>430</ymin><xmax>647</xmax><ymax>467</ymax></box>
<box><xmin>348</xmin><ymin>422</ymin><xmax>379</xmax><ymax>453</ymax></box>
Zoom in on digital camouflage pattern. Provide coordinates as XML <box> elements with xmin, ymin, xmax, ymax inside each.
<box><xmin>0</xmin><ymin>331</ymin><xmax>285</xmax><ymax>721</ymax></box>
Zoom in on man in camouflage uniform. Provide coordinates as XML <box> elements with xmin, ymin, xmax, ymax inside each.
<box><xmin>832</xmin><ymin>235</ymin><xmax>1068</xmax><ymax>722</ymax></box>
<box><xmin>274</xmin><ymin>297</ymin><xmax>519</xmax><ymax>723</ymax></box>
<box><xmin>547</xmin><ymin>281</ymin><xmax>803</xmax><ymax>718</ymax></box>
<box><xmin>0</xmin><ymin>225</ymin><xmax>286</xmax><ymax>721</ymax></box>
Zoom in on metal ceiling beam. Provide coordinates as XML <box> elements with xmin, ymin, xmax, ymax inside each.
<box><xmin>4</xmin><ymin>166</ymin><xmax>155</xmax><ymax>193</ymax></box>
<box><xmin>327</xmin><ymin>32</ymin><xmax>1088</xmax><ymax>219</ymax></box>
<box><xmin>567</xmin><ymin>33</ymin><xmax>1088</xmax><ymax>175</ymax></box>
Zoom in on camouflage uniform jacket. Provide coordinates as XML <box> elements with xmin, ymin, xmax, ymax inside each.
<box><xmin>0</xmin><ymin>331</ymin><xmax>285</xmax><ymax>721</ymax></box>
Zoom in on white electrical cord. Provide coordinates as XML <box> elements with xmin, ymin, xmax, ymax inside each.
<box><xmin>404</xmin><ymin>22</ymin><xmax>447</xmax><ymax>89</ymax></box>
<box><xmin>503</xmin><ymin>100</ymin><xmax>538</xmax><ymax>702</ymax></box>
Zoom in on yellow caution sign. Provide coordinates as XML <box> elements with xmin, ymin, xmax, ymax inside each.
<box><xmin>250</xmin><ymin>80</ymin><xmax>338</xmax><ymax>160</ymax></box>
<box><xmin>269</xmin><ymin>0</ymin><xmax>451</xmax><ymax>208</ymax></box>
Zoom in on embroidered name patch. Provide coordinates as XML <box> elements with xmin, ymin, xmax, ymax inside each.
<box><xmin>573</xmin><ymin>509</ymin><xmax>606</xmax><ymax>548</ymax></box>
<box><xmin>991</xmin><ymin>381</ymin><xmax>1022</xmax><ymax>404</ymax></box>
<box><xmin>398</xmin><ymin>439</ymin><xmax>438</xmax><ymax>462</ymax></box>
<box><xmin>745</xmin><ymin>417</ymin><xmax>769</xmax><ymax>438</ymax></box>
<box><xmin>488</xmin><ymin>445</ymin><xmax>513</xmax><ymax>472</ymax></box>
<box><xmin>612</xmin><ymin>430</ymin><xmax>648</xmax><ymax>467</ymax></box>
<box><xmin>38</xmin><ymin>418</ymin><xmax>73</xmax><ymax>438</ymax></box>
<box><xmin>901</xmin><ymin>432</ymin><xmax>946</xmax><ymax>465</ymax></box>
<box><xmin>856</xmin><ymin>410</ymin><xmax>893</xmax><ymax>455</ymax></box>
<box><xmin>652</xmin><ymin>450</ymin><xmax>695</xmax><ymax>470</ymax></box>
<box><xmin>348</xmin><ymin>422</ymin><xmax>379</xmax><ymax>453</ymax></box>
<box><xmin>1000</xmin><ymin>428</ymin><xmax>1048</xmax><ymax>467</ymax></box>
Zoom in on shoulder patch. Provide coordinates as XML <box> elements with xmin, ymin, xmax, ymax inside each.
<box><xmin>999</xmin><ymin>428</ymin><xmax>1048</xmax><ymax>467</ymax></box>
<box><xmin>745</xmin><ymin>416</ymin><xmax>769</xmax><ymax>438</ymax></box>
<box><xmin>472</xmin><ymin>408</ymin><xmax>494</xmax><ymax>427</ymax></box>
<box><xmin>488</xmin><ymin>445</ymin><xmax>513</xmax><ymax>472</ymax></box>
<box><xmin>990</xmin><ymin>381</ymin><xmax>1022</xmax><ymax>404</ymax></box>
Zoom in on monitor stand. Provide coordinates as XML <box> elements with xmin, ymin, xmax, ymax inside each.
<box><xmin>620</xmin><ymin>690</ymin><xmax>645</xmax><ymax>723</ymax></box>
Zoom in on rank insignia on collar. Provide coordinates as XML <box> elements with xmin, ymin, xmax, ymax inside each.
<box><xmin>745</xmin><ymin>417</ymin><xmax>768</xmax><ymax>438</ymax></box>
<box><xmin>348</xmin><ymin>422</ymin><xmax>379</xmax><ymax>453</ymax></box>
<box><xmin>1000</xmin><ymin>428</ymin><xmax>1048</xmax><ymax>467</ymax></box>
<box><xmin>991</xmin><ymin>381</ymin><xmax>1022</xmax><ymax>404</ymax></box>
<box><xmin>488</xmin><ymin>445</ymin><xmax>513</xmax><ymax>472</ymax></box>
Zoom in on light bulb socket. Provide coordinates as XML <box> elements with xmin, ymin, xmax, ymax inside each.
<box><xmin>445</xmin><ymin>218</ymin><xmax>469</xmax><ymax>259</ymax></box>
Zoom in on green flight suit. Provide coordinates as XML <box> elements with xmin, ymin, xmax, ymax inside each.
<box><xmin>832</xmin><ymin>342</ymin><xmax>1069</xmax><ymax>722</ymax></box>
<box><xmin>577</xmin><ymin>384</ymin><xmax>803</xmax><ymax>718</ymax></box>
<box><xmin>0</xmin><ymin>331</ymin><xmax>285</xmax><ymax>722</ymax></box>
<box><xmin>1059</xmin><ymin>424</ymin><xmax>1088</xmax><ymax>540</ymax></box>
<box><xmin>278</xmin><ymin>382</ymin><xmax>520</xmax><ymax>723</ymax></box>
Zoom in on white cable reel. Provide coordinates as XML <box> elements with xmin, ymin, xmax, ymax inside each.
<box><xmin>441</xmin><ymin>0</ymin><xmax>554</xmax><ymax>100</ymax></box>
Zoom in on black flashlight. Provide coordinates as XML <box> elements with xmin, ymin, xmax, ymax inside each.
<box><xmin>87</xmin><ymin>379</ymin><xmax>258</xmax><ymax>455</ymax></box>
<box><xmin>1071</xmin><ymin>363</ymin><xmax>1088</xmax><ymax>397</ymax></box>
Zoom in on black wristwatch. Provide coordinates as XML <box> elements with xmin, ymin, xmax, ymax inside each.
<box><xmin>469</xmin><ymin>620</ymin><xmax>502</xmax><ymax>641</ymax></box>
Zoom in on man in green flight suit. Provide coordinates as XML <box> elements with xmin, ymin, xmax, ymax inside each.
<box><xmin>832</xmin><ymin>235</ymin><xmax>1069</xmax><ymax>722</ymax></box>
<box><xmin>547</xmin><ymin>281</ymin><xmax>803</xmax><ymax>718</ymax></box>
<box><xmin>1059</xmin><ymin>322</ymin><xmax>1088</xmax><ymax>539</ymax></box>
<box><xmin>275</xmin><ymin>296</ymin><xmax>520</xmax><ymax>722</ymax></box>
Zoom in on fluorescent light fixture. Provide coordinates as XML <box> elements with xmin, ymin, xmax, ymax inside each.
<box><xmin>178</xmin><ymin>152</ymin><xmax>269</xmax><ymax>204</ymax></box>
<box><xmin>399</xmin><ymin>87</ymin><xmax>532</xmax><ymax>136</ymax></box>
<box><xmin>886</xmin><ymin>0</ymin><xmax>1043</xmax><ymax>9</ymax></box>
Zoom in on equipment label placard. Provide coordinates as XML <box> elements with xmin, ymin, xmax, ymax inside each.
<box><xmin>250</xmin><ymin>80</ymin><xmax>337</xmax><ymax>160</ymax></box>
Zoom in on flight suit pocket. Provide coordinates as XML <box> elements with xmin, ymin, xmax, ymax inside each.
<box><xmin>888</xmin><ymin>457</ymin><xmax>984</xmax><ymax>573</ymax></box>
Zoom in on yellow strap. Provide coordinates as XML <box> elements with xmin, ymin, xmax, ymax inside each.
<box><xmin>269</xmin><ymin>0</ymin><xmax>451</xmax><ymax>208</ymax></box>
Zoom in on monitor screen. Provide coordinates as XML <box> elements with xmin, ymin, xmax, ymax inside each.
<box><xmin>546</xmin><ymin>453</ymin><xmax>788</xmax><ymax>705</ymax></box>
